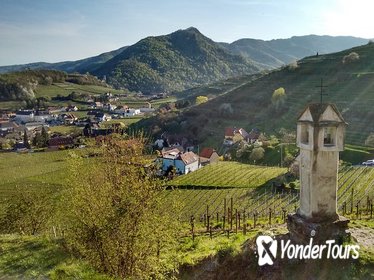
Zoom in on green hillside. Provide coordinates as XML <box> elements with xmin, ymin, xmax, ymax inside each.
<box><xmin>136</xmin><ymin>42</ymin><xmax>374</xmax><ymax>146</ymax></box>
<box><xmin>225</xmin><ymin>35</ymin><xmax>368</xmax><ymax>68</ymax></box>
<box><xmin>0</xmin><ymin>46</ymin><xmax>127</xmax><ymax>74</ymax></box>
<box><xmin>93</xmin><ymin>27</ymin><xmax>261</xmax><ymax>93</ymax></box>
<box><xmin>0</xmin><ymin>69</ymin><xmax>109</xmax><ymax>102</ymax></box>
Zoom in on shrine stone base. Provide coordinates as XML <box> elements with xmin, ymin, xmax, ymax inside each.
<box><xmin>287</xmin><ymin>213</ymin><xmax>350</xmax><ymax>245</ymax></box>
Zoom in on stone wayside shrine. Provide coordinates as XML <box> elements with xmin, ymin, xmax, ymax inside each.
<box><xmin>287</xmin><ymin>103</ymin><xmax>350</xmax><ymax>244</ymax></box>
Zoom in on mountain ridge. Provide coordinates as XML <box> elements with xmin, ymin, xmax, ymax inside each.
<box><xmin>0</xmin><ymin>28</ymin><xmax>369</xmax><ymax>94</ymax></box>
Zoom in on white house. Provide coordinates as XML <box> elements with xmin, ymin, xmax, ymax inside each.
<box><xmin>125</xmin><ymin>109</ymin><xmax>141</xmax><ymax>117</ymax></box>
<box><xmin>161</xmin><ymin>148</ymin><xmax>199</xmax><ymax>175</ymax></box>
<box><xmin>15</xmin><ymin>110</ymin><xmax>34</xmax><ymax>123</ymax></box>
<box><xmin>34</xmin><ymin>111</ymin><xmax>52</xmax><ymax>122</ymax></box>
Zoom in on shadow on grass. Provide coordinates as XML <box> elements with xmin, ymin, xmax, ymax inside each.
<box><xmin>0</xmin><ymin>235</ymin><xmax>110</xmax><ymax>279</ymax></box>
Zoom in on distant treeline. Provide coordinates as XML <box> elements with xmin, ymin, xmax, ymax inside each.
<box><xmin>0</xmin><ymin>70</ymin><xmax>106</xmax><ymax>101</ymax></box>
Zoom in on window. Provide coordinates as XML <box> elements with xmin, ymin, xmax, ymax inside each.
<box><xmin>324</xmin><ymin>127</ymin><xmax>336</xmax><ymax>146</ymax></box>
<box><xmin>300</xmin><ymin>124</ymin><xmax>309</xmax><ymax>144</ymax></box>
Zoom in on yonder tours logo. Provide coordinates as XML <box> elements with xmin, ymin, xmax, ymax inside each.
<box><xmin>256</xmin><ymin>235</ymin><xmax>360</xmax><ymax>266</ymax></box>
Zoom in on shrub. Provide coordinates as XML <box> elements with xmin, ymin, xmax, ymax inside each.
<box><xmin>342</xmin><ymin>52</ymin><xmax>360</xmax><ymax>64</ymax></box>
<box><xmin>61</xmin><ymin>135</ymin><xmax>181</xmax><ymax>279</ymax></box>
<box><xmin>271</xmin><ymin>87</ymin><xmax>286</xmax><ymax>110</ymax></box>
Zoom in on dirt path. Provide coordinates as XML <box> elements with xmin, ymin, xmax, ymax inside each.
<box><xmin>350</xmin><ymin>227</ymin><xmax>374</xmax><ymax>248</ymax></box>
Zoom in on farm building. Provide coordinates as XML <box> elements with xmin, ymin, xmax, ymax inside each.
<box><xmin>160</xmin><ymin>148</ymin><xmax>200</xmax><ymax>175</ymax></box>
<box><xmin>199</xmin><ymin>147</ymin><xmax>219</xmax><ymax>166</ymax></box>
<box><xmin>48</xmin><ymin>136</ymin><xmax>74</xmax><ymax>150</ymax></box>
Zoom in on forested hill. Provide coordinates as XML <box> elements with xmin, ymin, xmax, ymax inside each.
<box><xmin>92</xmin><ymin>27</ymin><xmax>261</xmax><ymax>93</ymax></box>
<box><xmin>0</xmin><ymin>70</ymin><xmax>107</xmax><ymax>101</ymax></box>
<box><xmin>223</xmin><ymin>35</ymin><xmax>368</xmax><ymax>69</ymax></box>
<box><xmin>0</xmin><ymin>47</ymin><xmax>127</xmax><ymax>75</ymax></box>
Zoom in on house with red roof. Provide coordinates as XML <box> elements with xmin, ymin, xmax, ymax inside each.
<box><xmin>199</xmin><ymin>147</ymin><xmax>219</xmax><ymax>166</ymax></box>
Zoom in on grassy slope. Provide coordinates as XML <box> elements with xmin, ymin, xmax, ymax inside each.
<box><xmin>0</xmin><ymin>235</ymin><xmax>111</xmax><ymax>279</ymax></box>
<box><xmin>0</xmin><ymin>151</ymin><xmax>70</xmax><ymax>201</ymax></box>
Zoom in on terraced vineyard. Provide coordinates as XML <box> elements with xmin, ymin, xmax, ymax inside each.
<box><xmin>165</xmin><ymin>164</ymin><xmax>374</xmax><ymax>222</ymax></box>
<box><xmin>170</xmin><ymin>162</ymin><xmax>287</xmax><ymax>188</ymax></box>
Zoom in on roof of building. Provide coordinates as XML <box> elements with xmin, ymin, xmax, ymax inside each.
<box><xmin>16</xmin><ymin>110</ymin><xmax>34</xmax><ymax>115</ymax></box>
<box><xmin>248</xmin><ymin>129</ymin><xmax>260</xmax><ymax>140</ymax></box>
<box><xmin>48</xmin><ymin>136</ymin><xmax>74</xmax><ymax>147</ymax></box>
<box><xmin>161</xmin><ymin>148</ymin><xmax>182</xmax><ymax>158</ymax></box>
<box><xmin>298</xmin><ymin>103</ymin><xmax>346</xmax><ymax>124</ymax></box>
<box><xmin>238</xmin><ymin>128</ymin><xmax>249</xmax><ymax>139</ymax></box>
<box><xmin>0</xmin><ymin>121</ymin><xmax>18</xmax><ymax>129</ymax></box>
<box><xmin>199</xmin><ymin>147</ymin><xmax>216</xmax><ymax>159</ymax></box>
<box><xmin>180</xmin><ymin>151</ymin><xmax>199</xmax><ymax>165</ymax></box>
<box><xmin>225</xmin><ymin>127</ymin><xmax>235</xmax><ymax>137</ymax></box>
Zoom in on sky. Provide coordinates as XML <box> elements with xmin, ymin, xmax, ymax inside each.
<box><xmin>0</xmin><ymin>0</ymin><xmax>374</xmax><ymax>66</ymax></box>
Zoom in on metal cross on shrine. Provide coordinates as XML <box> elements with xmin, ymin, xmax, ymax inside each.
<box><xmin>316</xmin><ymin>78</ymin><xmax>328</xmax><ymax>103</ymax></box>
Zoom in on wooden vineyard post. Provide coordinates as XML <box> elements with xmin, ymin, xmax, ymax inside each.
<box><xmin>343</xmin><ymin>202</ymin><xmax>347</xmax><ymax>215</ymax></box>
<box><xmin>268</xmin><ymin>208</ymin><xmax>272</xmax><ymax>225</ymax></box>
<box><xmin>253</xmin><ymin>212</ymin><xmax>257</xmax><ymax>228</ymax></box>
<box><xmin>216</xmin><ymin>212</ymin><xmax>219</xmax><ymax>224</ymax></box>
<box><xmin>238</xmin><ymin>212</ymin><xmax>241</xmax><ymax>229</ymax></box>
<box><xmin>282</xmin><ymin>207</ymin><xmax>287</xmax><ymax>223</ymax></box>
<box><xmin>209</xmin><ymin>226</ymin><xmax>212</xmax><ymax>239</ymax></box>
<box><xmin>223</xmin><ymin>216</ymin><xmax>226</xmax><ymax>232</ymax></box>
<box><xmin>351</xmin><ymin>188</ymin><xmax>354</xmax><ymax>214</ymax></box>
<box><xmin>243</xmin><ymin>210</ymin><xmax>246</xmax><ymax>226</ymax></box>
<box><xmin>206</xmin><ymin>205</ymin><xmax>210</xmax><ymax>232</ymax></box>
<box><xmin>243</xmin><ymin>223</ymin><xmax>247</xmax><ymax>235</ymax></box>
<box><xmin>227</xmin><ymin>229</ymin><xmax>230</xmax><ymax>238</ymax></box>
<box><xmin>207</xmin><ymin>215</ymin><xmax>210</xmax><ymax>232</ymax></box>
<box><xmin>228</xmin><ymin>207</ymin><xmax>231</xmax><ymax>230</ymax></box>
<box><xmin>190</xmin><ymin>215</ymin><xmax>195</xmax><ymax>241</ymax></box>
<box><xmin>230</xmin><ymin>197</ymin><xmax>233</xmax><ymax>231</ymax></box>
<box><xmin>370</xmin><ymin>203</ymin><xmax>373</xmax><ymax>219</ymax></box>
<box><xmin>356</xmin><ymin>202</ymin><xmax>359</xmax><ymax>219</ymax></box>
<box><xmin>223</xmin><ymin>198</ymin><xmax>227</xmax><ymax>224</ymax></box>
<box><xmin>235</xmin><ymin>209</ymin><xmax>238</xmax><ymax>234</ymax></box>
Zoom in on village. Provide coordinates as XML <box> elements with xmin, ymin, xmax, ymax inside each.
<box><xmin>0</xmin><ymin>95</ymin><xmax>267</xmax><ymax>176</ymax></box>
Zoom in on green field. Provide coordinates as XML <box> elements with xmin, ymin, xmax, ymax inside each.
<box><xmin>49</xmin><ymin>125</ymin><xmax>82</xmax><ymax>135</ymax></box>
<box><xmin>34</xmin><ymin>82</ymin><xmax>126</xmax><ymax>98</ymax></box>
<box><xmin>0</xmin><ymin>151</ymin><xmax>71</xmax><ymax>200</ymax></box>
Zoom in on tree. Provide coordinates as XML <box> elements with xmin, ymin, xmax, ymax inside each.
<box><xmin>219</xmin><ymin>103</ymin><xmax>233</xmax><ymax>116</ymax></box>
<box><xmin>61</xmin><ymin>135</ymin><xmax>181</xmax><ymax>279</ymax></box>
<box><xmin>249</xmin><ymin>147</ymin><xmax>265</xmax><ymax>163</ymax></box>
<box><xmin>23</xmin><ymin>130</ymin><xmax>30</xmax><ymax>149</ymax></box>
<box><xmin>195</xmin><ymin>95</ymin><xmax>208</xmax><ymax>105</ymax></box>
<box><xmin>342</xmin><ymin>52</ymin><xmax>359</xmax><ymax>64</ymax></box>
<box><xmin>41</xmin><ymin>126</ymin><xmax>49</xmax><ymax>146</ymax></box>
<box><xmin>271</xmin><ymin>87</ymin><xmax>286</xmax><ymax>110</ymax></box>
